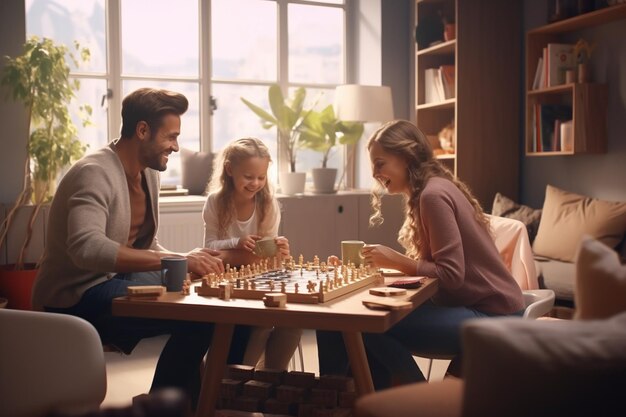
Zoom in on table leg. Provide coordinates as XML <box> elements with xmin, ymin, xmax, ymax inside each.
<box><xmin>342</xmin><ymin>331</ymin><xmax>375</xmax><ymax>396</ymax></box>
<box><xmin>196</xmin><ymin>323</ymin><xmax>234</xmax><ymax>417</ymax></box>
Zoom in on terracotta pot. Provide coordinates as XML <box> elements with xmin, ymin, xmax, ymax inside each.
<box><xmin>0</xmin><ymin>264</ymin><xmax>38</xmax><ymax>310</ymax></box>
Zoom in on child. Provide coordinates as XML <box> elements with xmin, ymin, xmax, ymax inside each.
<box><xmin>203</xmin><ymin>137</ymin><xmax>300</xmax><ymax>370</ymax></box>
<box><xmin>318</xmin><ymin>120</ymin><xmax>524</xmax><ymax>388</ymax></box>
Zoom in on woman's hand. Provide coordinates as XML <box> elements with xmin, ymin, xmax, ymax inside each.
<box><xmin>361</xmin><ymin>244</ymin><xmax>403</xmax><ymax>269</ymax></box>
<box><xmin>237</xmin><ymin>235</ymin><xmax>261</xmax><ymax>252</ymax></box>
<box><xmin>275</xmin><ymin>236</ymin><xmax>290</xmax><ymax>258</ymax></box>
<box><xmin>185</xmin><ymin>248</ymin><xmax>224</xmax><ymax>275</ymax></box>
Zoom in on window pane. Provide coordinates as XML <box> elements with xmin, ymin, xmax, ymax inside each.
<box><xmin>212</xmin><ymin>83</ymin><xmax>279</xmax><ymax>184</ymax></box>
<box><xmin>26</xmin><ymin>0</ymin><xmax>107</xmax><ymax>73</ymax></box>
<box><xmin>288</xmin><ymin>4</ymin><xmax>344</xmax><ymax>84</ymax></box>
<box><xmin>123</xmin><ymin>80</ymin><xmax>200</xmax><ymax>185</ymax></box>
<box><xmin>71</xmin><ymin>78</ymin><xmax>109</xmax><ymax>154</ymax></box>
<box><xmin>121</xmin><ymin>0</ymin><xmax>198</xmax><ymax>77</ymax></box>
<box><xmin>212</xmin><ymin>0</ymin><xmax>277</xmax><ymax>81</ymax></box>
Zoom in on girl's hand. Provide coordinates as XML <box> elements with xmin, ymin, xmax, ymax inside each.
<box><xmin>237</xmin><ymin>235</ymin><xmax>261</xmax><ymax>252</ymax></box>
<box><xmin>275</xmin><ymin>236</ymin><xmax>290</xmax><ymax>258</ymax></box>
<box><xmin>361</xmin><ymin>244</ymin><xmax>403</xmax><ymax>269</ymax></box>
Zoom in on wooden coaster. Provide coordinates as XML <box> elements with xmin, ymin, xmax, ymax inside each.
<box><xmin>369</xmin><ymin>287</ymin><xmax>407</xmax><ymax>297</ymax></box>
<box><xmin>362</xmin><ymin>298</ymin><xmax>412</xmax><ymax>311</ymax></box>
<box><xmin>127</xmin><ymin>285</ymin><xmax>165</xmax><ymax>296</ymax></box>
<box><xmin>263</xmin><ymin>292</ymin><xmax>287</xmax><ymax>308</ymax></box>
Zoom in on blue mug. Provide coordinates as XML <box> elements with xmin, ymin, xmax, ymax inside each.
<box><xmin>161</xmin><ymin>257</ymin><xmax>187</xmax><ymax>292</ymax></box>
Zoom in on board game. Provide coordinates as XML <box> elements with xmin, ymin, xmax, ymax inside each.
<box><xmin>195</xmin><ymin>255</ymin><xmax>383</xmax><ymax>304</ymax></box>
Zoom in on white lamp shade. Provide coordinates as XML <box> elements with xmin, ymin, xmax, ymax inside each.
<box><xmin>333</xmin><ymin>84</ymin><xmax>394</xmax><ymax>122</ymax></box>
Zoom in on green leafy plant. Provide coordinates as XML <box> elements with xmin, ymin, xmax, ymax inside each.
<box><xmin>299</xmin><ymin>104</ymin><xmax>364</xmax><ymax>168</ymax></box>
<box><xmin>241</xmin><ymin>84</ymin><xmax>308</xmax><ymax>172</ymax></box>
<box><xmin>0</xmin><ymin>36</ymin><xmax>90</xmax><ymax>269</ymax></box>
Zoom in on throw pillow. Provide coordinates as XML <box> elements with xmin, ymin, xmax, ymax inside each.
<box><xmin>491</xmin><ymin>192</ymin><xmax>542</xmax><ymax>243</ymax></box>
<box><xmin>532</xmin><ymin>185</ymin><xmax>626</xmax><ymax>262</ymax></box>
<box><xmin>575</xmin><ymin>236</ymin><xmax>626</xmax><ymax>320</ymax></box>
<box><xmin>180</xmin><ymin>148</ymin><xmax>213</xmax><ymax>195</ymax></box>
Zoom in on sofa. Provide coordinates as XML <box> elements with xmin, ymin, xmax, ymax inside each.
<box><xmin>354</xmin><ymin>235</ymin><xmax>626</xmax><ymax>417</ymax></box>
<box><xmin>492</xmin><ymin>185</ymin><xmax>626</xmax><ymax>310</ymax></box>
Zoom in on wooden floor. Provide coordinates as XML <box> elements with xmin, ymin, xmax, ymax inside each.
<box><xmin>103</xmin><ymin>330</ymin><xmax>449</xmax><ymax>407</ymax></box>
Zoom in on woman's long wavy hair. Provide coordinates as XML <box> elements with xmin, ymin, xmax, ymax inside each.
<box><xmin>207</xmin><ymin>137</ymin><xmax>274</xmax><ymax>239</ymax></box>
<box><xmin>367</xmin><ymin>120</ymin><xmax>489</xmax><ymax>259</ymax></box>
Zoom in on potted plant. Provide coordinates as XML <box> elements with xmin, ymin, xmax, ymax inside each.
<box><xmin>241</xmin><ymin>84</ymin><xmax>309</xmax><ymax>195</ymax></box>
<box><xmin>0</xmin><ymin>36</ymin><xmax>90</xmax><ymax>309</ymax></box>
<box><xmin>299</xmin><ymin>105</ymin><xmax>364</xmax><ymax>193</ymax></box>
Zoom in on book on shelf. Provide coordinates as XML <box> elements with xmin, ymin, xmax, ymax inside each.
<box><xmin>424</xmin><ymin>68</ymin><xmax>443</xmax><ymax>103</ymax></box>
<box><xmin>532</xmin><ymin>56</ymin><xmax>543</xmax><ymax>90</ymax></box>
<box><xmin>440</xmin><ymin>65</ymin><xmax>455</xmax><ymax>99</ymax></box>
<box><xmin>534</xmin><ymin>104</ymin><xmax>572</xmax><ymax>152</ymax></box>
<box><xmin>546</xmin><ymin>43</ymin><xmax>576</xmax><ymax>87</ymax></box>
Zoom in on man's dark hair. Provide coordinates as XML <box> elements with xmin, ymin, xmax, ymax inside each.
<box><xmin>120</xmin><ymin>88</ymin><xmax>189</xmax><ymax>139</ymax></box>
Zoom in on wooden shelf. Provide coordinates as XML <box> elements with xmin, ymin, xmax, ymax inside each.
<box><xmin>528</xmin><ymin>3</ymin><xmax>626</xmax><ymax>35</ymax></box>
<box><xmin>414</xmin><ymin>0</ymin><xmax>521</xmax><ymax>209</ymax></box>
<box><xmin>524</xmin><ymin>5</ymin><xmax>620</xmax><ymax>156</ymax></box>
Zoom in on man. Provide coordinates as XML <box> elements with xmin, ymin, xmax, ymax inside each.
<box><xmin>32</xmin><ymin>88</ymin><xmax>224</xmax><ymax>406</ymax></box>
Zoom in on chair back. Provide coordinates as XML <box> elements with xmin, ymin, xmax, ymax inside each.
<box><xmin>522</xmin><ymin>289</ymin><xmax>556</xmax><ymax>319</ymax></box>
<box><xmin>0</xmin><ymin>309</ymin><xmax>106</xmax><ymax>417</ymax></box>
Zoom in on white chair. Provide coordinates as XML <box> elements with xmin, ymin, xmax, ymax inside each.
<box><xmin>0</xmin><ymin>309</ymin><xmax>107</xmax><ymax>417</ymax></box>
<box><xmin>423</xmin><ymin>288</ymin><xmax>556</xmax><ymax>380</ymax></box>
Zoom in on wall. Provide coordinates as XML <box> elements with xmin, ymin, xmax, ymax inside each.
<box><xmin>521</xmin><ymin>1</ymin><xmax>626</xmax><ymax>208</ymax></box>
<box><xmin>0</xmin><ymin>0</ymin><xmax>27</xmax><ymax>205</ymax></box>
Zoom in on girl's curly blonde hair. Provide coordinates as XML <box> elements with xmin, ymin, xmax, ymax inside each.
<box><xmin>367</xmin><ymin>120</ymin><xmax>489</xmax><ymax>259</ymax></box>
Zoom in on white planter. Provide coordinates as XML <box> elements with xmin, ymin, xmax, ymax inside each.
<box><xmin>279</xmin><ymin>172</ymin><xmax>306</xmax><ymax>195</ymax></box>
<box><xmin>312</xmin><ymin>168</ymin><xmax>337</xmax><ymax>194</ymax></box>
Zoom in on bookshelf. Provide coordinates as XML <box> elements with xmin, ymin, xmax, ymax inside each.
<box><xmin>524</xmin><ymin>4</ymin><xmax>626</xmax><ymax>156</ymax></box>
<box><xmin>414</xmin><ymin>0</ymin><xmax>521</xmax><ymax>209</ymax></box>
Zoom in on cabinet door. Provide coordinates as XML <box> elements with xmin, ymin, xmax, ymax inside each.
<box><xmin>279</xmin><ymin>195</ymin><xmax>359</xmax><ymax>261</ymax></box>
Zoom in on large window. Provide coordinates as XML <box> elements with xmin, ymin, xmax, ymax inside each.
<box><xmin>26</xmin><ymin>0</ymin><xmax>349</xmax><ymax>187</ymax></box>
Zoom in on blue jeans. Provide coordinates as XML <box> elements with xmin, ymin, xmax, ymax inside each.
<box><xmin>317</xmin><ymin>300</ymin><xmax>523</xmax><ymax>390</ymax></box>
<box><xmin>45</xmin><ymin>272</ymin><xmax>251</xmax><ymax>407</ymax></box>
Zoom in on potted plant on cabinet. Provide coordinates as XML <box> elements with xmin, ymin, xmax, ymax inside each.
<box><xmin>0</xmin><ymin>36</ymin><xmax>90</xmax><ymax>309</ymax></box>
<box><xmin>299</xmin><ymin>105</ymin><xmax>364</xmax><ymax>193</ymax></box>
<box><xmin>241</xmin><ymin>84</ymin><xmax>309</xmax><ymax>195</ymax></box>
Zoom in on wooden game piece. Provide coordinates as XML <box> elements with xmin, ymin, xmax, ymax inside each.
<box><xmin>243</xmin><ymin>380</ymin><xmax>274</xmax><ymax>400</ymax></box>
<box><xmin>254</xmin><ymin>368</ymin><xmax>286</xmax><ymax>385</ymax></box>
<box><xmin>220</xmin><ymin>378</ymin><xmax>243</xmax><ymax>399</ymax></box>
<box><xmin>127</xmin><ymin>285</ymin><xmax>165</xmax><ymax>299</ymax></box>
<box><xmin>227</xmin><ymin>364</ymin><xmax>255</xmax><ymax>381</ymax></box>
<box><xmin>232</xmin><ymin>396</ymin><xmax>262</xmax><ymax>412</ymax></box>
<box><xmin>268</xmin><ymin>281</ymin><xmax>275</xmax><ymax>291</ymax></box>
<box><xmin>313</xmin><ymin>255</ymin><xmax>320</xmax><ymax>266</ymax></box>
<box><xmin>182</xmin><ymin>278</ymin><xmax>191</xmax><ymax>295</ymax></box>
<box><xmin>298</xmin><ymin>254</ymin><xmax>304</xmax><ymax>267</ymax></box>
<box><xmin>294</xmin><ymin>282</ymin><xmax>299</xmax><ymax>293</ymax></box>
<box><xmin>263</xmin><ymin>292</ymin><xmax>287</xmax><ymax>308</ymax></box>
<box><xmin>276</xmin><ymin>385</ymin><xmax>307</xmax><ymax>404</ymax></box>
<box><xmin>362</xmin><ymin>298</ymin><xmax>413</xmax><ymax>310</ymax></box>
<box><xmin>369</xmin><ymin>287</ymin><xmax>407</xmax><ymax>297</ymax></box>
<box><xmin>310</xmin><ymin>387</ymin><xmax>338</xmax><ymax>407</ymax></box>
<box><xmin>284</xmin><ymin>371</ymin><xmax>316</xmax><ymax>388</ymax></box>
<box><xmin>219</xmin><ymin>282</ymin><xmax>233</xmax><ymax>300</ymax></box>
<box><xmin>251</xmin><ymin>281</ymin><xmax>256</xmax><ymax>290</ymax></box>
<box><xmin>280</xmin><ymin>282</ymin><xmax>287</xmax><ymax>293</ymax></box>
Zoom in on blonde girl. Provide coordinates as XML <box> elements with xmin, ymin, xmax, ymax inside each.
<box><xmin>202</xmin><ymin>137</ymin><xmax>299</xmax><ymax>369</ymax></box>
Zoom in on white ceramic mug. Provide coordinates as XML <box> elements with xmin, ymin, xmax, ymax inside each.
<box><xmin>160</xmin><ymin>257</ymin><xmax>187</xmax><ymax>292</ymax></box>
<box><xmin>341</xmin><ymin>240</ymin><xmax>365</xmax><ymax>267</ymax></box>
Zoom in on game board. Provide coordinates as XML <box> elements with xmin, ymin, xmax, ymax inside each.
<box><xmin>195</xmin><ymin>255</ymin><xmax>383</xmax><ymax>304</ymax></box>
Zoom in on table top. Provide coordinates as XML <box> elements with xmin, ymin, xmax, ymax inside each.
<box><xmin>112</xmin><ymin>277</ymin><xmax>438</xmax><ymax>333</ymax></box>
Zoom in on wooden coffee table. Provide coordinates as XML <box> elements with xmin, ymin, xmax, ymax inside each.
<box><xmin>113</xmin><ymin>277</ymin><xmax>437</xmax><ymax>417</ymax></box>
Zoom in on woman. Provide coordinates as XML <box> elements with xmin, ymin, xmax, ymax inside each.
<box><xmin>319</xmin><ymin>120</ymin><xmax>524</xmax><ymax>388</ymax></box>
